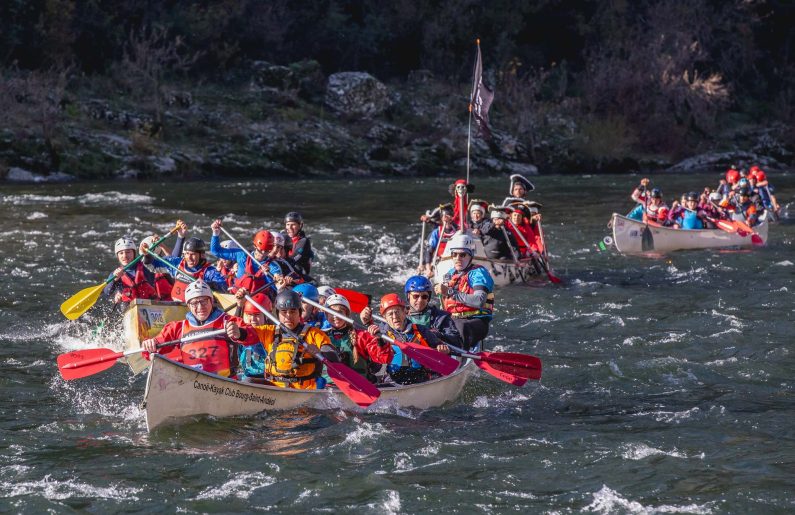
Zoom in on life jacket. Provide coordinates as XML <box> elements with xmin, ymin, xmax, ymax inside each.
<box><xmin>442</xmin><ymin>265</ymin><xmax>495</xmax><ymax>318</ymax></box>
<box><xmin>265</xmin><ymin>325</ymin><xmax>321</xmax><ymax>383</ymax></box>
<box><xmin>385</xmin><ymin>323</ymin><xmax>430</xmax><ymax>371</ymax></box>
<box><xmin>679</xmin><ymin>209</ymin><xmax>704</xmax><ymax>230</ymax></box>
<box><xmin>178</xmin><ymin>312</ymin><xmax>233</xmax><ymax>377</ymax></box>
<box><xmin>234</xmin><ymin>256</ymin><xmax>268</xmax><ymax>292</ymax></box>
<box><xmin>734</xmin><ymin>201</ymin><xmax>759</xmax><ymax>225</ymax></box>
<box><xmin>118</xmin><ymin>261</ymin><xmax>158</xmax><ymax>303</ymax></box>
<box><xmin>153</xmin><ymin>270</ymin><xmax>174</xmax><ymax>300</ymax></box>
<box><xmin>288</xmin><ymin>233</ymin><xmax>314</xmax><ymax>275</ymax></box>
<box><xmin>507</xmin><ymin>222</ymin><xmax>537</xmax><ymax>255</ymax></box>
<box><xmin>171</xmin><ymin>260</ymin><xmax>212</xmax><ymax>302</ymax></box>
<box><xmin>328</xmin><ymin>328</ymin><xmax>368</xmax><ymax>374</ymax></box>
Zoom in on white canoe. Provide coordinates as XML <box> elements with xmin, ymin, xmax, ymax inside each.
<box><xmin>143</xmin><ymin>354</ymin><xmax>476</xmax><ymax>431</ymax></box>
<box><xmin>610</xmin><ymin>213</ymin><xmax>769</xmax><ymax>254</ymax></box>
<box><xmin>121</xmin><ymin>294</ymin><xmax>237</xmax><ymax>374</ymax></box>
<box><xmin>432</xmin><ymin>234</ymin><xmax>543</xmax><ymax>288</ymax></box>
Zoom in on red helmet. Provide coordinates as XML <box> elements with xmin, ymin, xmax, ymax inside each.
<box><xmin>379</xmin><ymin>293</ymin><xmax>406</xmax><ymax>315</ymax></box>
<box><xmin>754</xmin><ymin>170</ymin><xmax>766</xmax><ymax>182</ymax></box>
<box><xmin>725</xmin><ymin>169</ymin><xmax>740</xmax><ymax>184</ymax></box>
<box><xmin>253</xmin><ymin>230</ymin><xmax>274</xmax><ymax>252</ymax></box>
<box><xmin>244</xmin><ymin>293</ymin><xmax>272</xmax><ymax>315</ymax></box>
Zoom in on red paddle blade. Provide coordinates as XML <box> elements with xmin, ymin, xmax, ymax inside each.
<box><xmin>477</xmin><ymin>351</ymin><xmax>542</xmax><ymax>381</ymax></box>
<box><xmin>473</xmin><ymin>360</ymin><xmax>530</xmax><ymax>386</ymax></box>
<box><xmin>751</xmin><ymin>233</ymin><xmax>764</xmax><ymax>246</ymax></box>
<box><xmin>396</xmin><ymin>341</ymin><xmax>460</xmax><ymax>376</ymax></box>
<box><xmin>334</xmin><ymin>288</ymin><xmax>371</xmax><ymax>313</ymax></box>
<box><xmin>715</xmin><ymin>220</ymin><xmax>736</xmax><ymax>233</ymax></box>
<box><xmin>324</xmin><ymin>361</ymin><xmax>381</xmax><ymax>407</ymax></box>
<box><xmin>57</xmin><ymin>348</ymin><xmax>124</xmax><ymax>380</ymax></box>
<box><xmin>546</xmin><ymin>270</ymin><xmax>563</xmax><ymax>284</ymax></box>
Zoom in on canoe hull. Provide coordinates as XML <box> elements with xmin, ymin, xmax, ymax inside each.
<box><xmin>143</xmin><ymin>355</ymin><xmax>475</xmax><ymax>431</ymax></box>
<box><xmin>610</xmin><ymin>213</ymin><xmax>769</xmax><ymax>254</ymax></box>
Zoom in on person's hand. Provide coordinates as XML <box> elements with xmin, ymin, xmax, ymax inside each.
<box><xmin>360</xmin><ymin>306</ymin><xmax>373</xmax><ymax>325</ymax></box>
<box><xmin>640</xmin><ymin>178</ymin><xmax>650</xmax><ymax>187</ymax></box>
<box><xmin>230</xmin><ymin>263</ymin><xmax>238</xmax><ymax>275</ymax></box>
<box><xmin>420</xmin><ymin>214</ymin><xmax>430</xmax><ymax>223</ymax></box>
<box><xmin>142</xmin><ymin>338</ymin><xmax>158</xmax><ymax>352</ymax></box>
<box><xmin>175</xmin><ymin>219</ymin><xmax>188</xmax><ymax>237</ymax></box>
<box><xmin>472</xmin><ymin>228</ymin><xmax>480</xmax><ymax>236</ymax></box>
<box><xmin>367</xmin><ymin>324</ymin><xmax>381</xmax><ymax>337</ymax></box>
<box><xmin>113</xmin><ymin>292</ymin><xmax>123</xmax><ymax>304</ymax></box>
<box><xmin>434</xmin><ymin>283</ymin><xmax>444</xmax><ymax>296</ymax></box>
<box><xmin>436</xmin><ymin>344</ymin><xmax>450</xmax><ymax>355</ymax></box>
<box><xmin>234</xmin><ymin>288</ymin><xmax>248</xmax><ymax>308</ymax></box>
<box><xmin>113</xmin><ymin>267</ymin><xmax>125</xmax><ymax>279</ymax></box>
<box><xmin>211</xmin><ymin>219</ymin><xmax>222</xmax><ymax>236</ymax></box>
<box><xmin>225</xmin><ymin>320</ymin><xmax>241</xmax><ymax>340</ymax></box>
<box><xmin>531</xmin><ymin>213</ymin><xmax>542</xmax><ymax>223</ymax></box>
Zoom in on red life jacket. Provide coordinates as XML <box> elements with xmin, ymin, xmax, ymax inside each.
<box><xmin>154</xmin><ymin>271</ymin><xmax>174</xmax><ymax>300</ymax></box>
<box><xmin>171</xmin><ymin>260</ymin><xmax>212</xmax><ymax>302</ymax></box>
<box><xmin>119</xmin><ymin>262</ymin><xmax>158</xmax><ymax>302</ymax></box>
<box><xmin>442</xmin><ymin>265</ymin><xmax>494</xmax><ymax>318</ymax></box>
<box><xmin>507</xmin><ymin>222</ymin><xmax>538</xmax><ymax>255</ymax></box>
<box><xmin>178</xmin><ymin>311</ymin><xmax>234</xmax><ymax>377</ymax></box>
<box><xmin>234</xmin><ymin>256</ymin><xmax>268</xmax><ymax>292</ymax></box>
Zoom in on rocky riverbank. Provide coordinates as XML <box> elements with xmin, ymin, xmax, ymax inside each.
<box><xmin>1</xmin><ymin>60</ymin><xmax>792</xmax><ymax>183</ymax></box>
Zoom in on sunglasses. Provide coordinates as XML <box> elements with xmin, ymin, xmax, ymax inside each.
<box><xmin>410</xmin><ymin>293</ymin><xmax>430</xmax><ymax>300</ymax></box>
<box><xmin>187</xmin><ymin>298</ymin><xmax>211</xmax><ymax>308</ymax></box>
<box><xmin>451</xmin><ymin>252</ymin><xmax>470</xmax><ymax>259</ymax></box>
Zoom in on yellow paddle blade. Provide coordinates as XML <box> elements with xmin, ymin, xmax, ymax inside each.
<box><xmin>214</xmin><ymin>292</ymin><xmax>237</xmax><ymax>312</ymax></box>
<box><xmin>60</xmin><ymin>282</ymin><xmax>107</xmax><ymax>320</ymax></box>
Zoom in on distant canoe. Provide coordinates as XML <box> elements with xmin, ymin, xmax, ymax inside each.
<box><xmin>610</xmin><ymin>213</ymin><xmax>769</xmax><ymax>254</ymax></box>
<box><xmin>143</xmin><ymin>354</ymin><xmax>475</xmax><ymax>431</ymax></box>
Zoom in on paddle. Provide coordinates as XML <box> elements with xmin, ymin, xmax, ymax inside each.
<box><xmin>506</xmin><ymin>220</ymin><xmax>561</xmax><ymax>284</ymax></box>
<box><xmin>56</xmin><ymin>329</ymin><xmax>226</xmax><ymax>380</ymax></box>
<box><xmin>243</xmin><ymin>294</ymin><xmax>380</xmax><ymax>408</ymax></box>
<box><xmin>60</xmin><ymin>226</ymin><xmax>179</xmax><ymax>320</ymax></box>
<box><xmin>534</xmin><ymin>221</ymin><xmax>562</xmax><ymax>284</ymax></box>
<box><xmin>732</xmin><ymin>219</ymin><xmax>764</xmax><ymax>246</ymax></box>
<box><xmin>446</xmin><ymin>343</ymin><xmax>542</xmax><ymax>386</ymax></box>
<box><xmin>300</xmin><ymin>296</ymin><xmax>459</xmax><ymax>376</ymax></box>
<box><xmin>219</xmin><ymin>226</ymin><xmax>380</xmax><ymax>407</ymax></box>
<box><xmin>331</xmin><ymin>287</ymin><xmax>371</xmax><ymax>314</ymax></box>
<box><xmin>705</xmin><ymin>215</ymin><xmax>737</xmax><ymax>234</ymax></box>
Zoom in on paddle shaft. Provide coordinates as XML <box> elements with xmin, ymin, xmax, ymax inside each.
<box><xmin>507</xmin><ymin>219</ymin><xmax>560</xmax><ymax>283</ymax></box>
<box><xmin>418</xmin><ymin>221</ymin><xmax>427</xmax><ymax>269</ymax></box>
<box><xmin>431</xmin><ymin>221</ymin><xmax>447</xmax><ymax>267</ymax></box>
<box><xmin>500</xmin><ymin>226</ymin><xmax>522</xmax><ymax>265</ymax></box>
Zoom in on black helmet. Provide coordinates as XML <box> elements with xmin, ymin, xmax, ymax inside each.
<box><xmin>184</xmin><ymin>237</ymin><xmax>206</xmax><ymax>253</ymax></box>
<box><xmin>685</xmin><ymin>191</ymin><xmax>699</xmax><ymax>201</ymax></box>
<box><xmin>275</xmin><ymin>289</ymin><xmax>302</xmax><ymax>311</ymax></box>
<box><xmin>285</xmin><ymin>211</ymin><xmax>303</xmax><ymax>224</ymax></box>
<box><xmin>650</xmin><ymin>188</ymin><xmax>662</xmax><ymax>199</ymax></box>
<box><xmin>738</xmin><ymin>187</ymin><xmax>751</xmax><ymax>197</ymax></box>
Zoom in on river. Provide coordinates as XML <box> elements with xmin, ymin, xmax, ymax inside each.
<box><xmin>1</xmin><ymin>175</ymin><xmax>793</xmax><ymax>513</ymax></box>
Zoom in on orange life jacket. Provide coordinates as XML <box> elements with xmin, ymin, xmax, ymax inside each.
<box><xmin>171</xmin><ymin>260</ymin><xmax>212</xmax><ymax>302</ymax></box>
<box><xmin>265</xmin><ymin>325</ymin><xmax>321</xmax><ymax>384</ymax></box>
<box><xmin>442</xmin><ymin>265</ymin><xmax>495</xmax><ymax>318</ymax></box>
<box><xmin>178</xmin><ymin>311</ymin><xmax>233</xmax><ymax>377</ymax></box>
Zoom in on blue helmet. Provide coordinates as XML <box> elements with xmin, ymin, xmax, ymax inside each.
<box><xmin>293</xmin><ymin>283</ymin><xmax>319</xmax><ymax>302</ymax></box>
<box><xmin>404</xmin><ymin>275</ymin><xmax>432</xmax><ymax>296</ymax></box>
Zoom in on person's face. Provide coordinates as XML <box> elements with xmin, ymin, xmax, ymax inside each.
<box><xmin>471</xmin><ymin>210</ymin><xmax>483</xmax><ymax>222</ymax></box>
<box><xmin>512</xmin><ymin>183</ymin><xmax>526</xmax><ymax>197</ymax></box>
<box><xmin>183</xmin><ymin>250</ymin><xmax>202</xmax><ymax>267</ymax></box>
<box><xmin>510</xmin><ymin>212</ymin><xmax>523</xmax><ymax>225</ymax></box>
<box><xmin>301</xmin><ymin>302</ymin><xmax>316</xmax><ymax>321</ymax></box>
<box><xmin>739</xmin><ymin>194</ymin><xmax>749</xmax><ymax>203</ymax></box>
<box><xmin>328</xmin><ymin>304</ymin><xmax>349</xmax><ymax>329</ymax></box>
<box><xmin>651</xmin><ymin>196</ymin><xmax>661</xmax><ymax>205</ymax></box>
<box><xmin>117</xmin><ymin>249</ymin><xmax>135</xmax><ymax>266</ymax></box>
<box><xmin>407</xmin><ymin>291</ymin><xmax>430</xmax><ymax>312</ymax></box>
<box><xmin>243</xmin><ymin>311</ymin><xmax>265</xmax><ymax>326</ymax></box>
<box><xmin>442</xmin><ymin>213</ymin><xmax>453</xmax><ymax>224</ymax></box>
<box><xmin>187</xmin><ymin>296</ymin><xmax>213</xmax><ymax>321</ymax></box>
<box><xmin>685</xmin><ymin>199</ymin><xmax>698</xmax><ymax>209</ymax></box>
<box><xmin>278</xmin><ymin>308</ymin><xmax>301</xmax><ymax>329</ymax></box>
<box><xmin>253</xmin><ymin>248</ymin><xmax>267</xmax><ymax>261</ymax></box>
<box><xmin>285</xmin><ymin>221</ymin><xmax>301</xmax><ymax>237</ymax></box>
<box><xmin>451</xmin><ymin>250</ymin><xmax>472</xmax><ymax>271</ymax></box>
<box><xmin>383</xmin><ymin>306</ymin><xmax>407</xmax><ymax>330</ymax></box>
<box><xmin>492</xmin><ymin>216</ymin><xmax>504</xmax><ymax>227</ymax></box>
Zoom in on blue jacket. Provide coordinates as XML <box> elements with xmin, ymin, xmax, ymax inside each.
<box><xmin>676</xmin><ymin>209</ymin><xmax>704</xmax><ymax>230</ymax></box>
<box><xmin>161</xmin><ymin>255</ymin><xmax>228</xmax><ymax>292</ymax></box>
<box><xmin>209</xmin><ymin>235</ymin><xmax>281</xmax><ymax>280</ymax></box>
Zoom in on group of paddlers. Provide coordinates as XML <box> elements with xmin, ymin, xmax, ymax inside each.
<box><xmin>626</xmin><ymin>165</ymin><xmax>780</xmax><ymax>229</ymax></box>
<box><xmin>418</xmin><ymin>174</ymin><xmax>551</xmax><ymax>275</ymax></box>
<box><xmin>100</xmin><ymin>198</ymin><xmax>496</xmax><ymax>389</ymax></box>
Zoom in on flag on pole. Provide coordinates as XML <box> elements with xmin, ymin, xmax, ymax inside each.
<box><xmin>470</xmin><ymin>40</ymin><xmax>494</xmax><ymax>140</ymax></box>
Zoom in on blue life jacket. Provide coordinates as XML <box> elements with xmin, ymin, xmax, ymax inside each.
<box><xmin>238</xmin><ymin>343</ymin><xmax>267</xmax><ymax>377</ymax></box>
<box><xmin>679</xmin><ymin>209</ymin><xmax>703</xmax><ymax>230</ymax></box>
<box><xmin>627</xmin><ymin>204</ymin><xmax>644</xmax><ymax>221</ymax></box>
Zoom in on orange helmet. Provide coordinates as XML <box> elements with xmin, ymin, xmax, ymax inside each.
<box><xmin>244</xmin><ymin>293</ymin><xmax>272</xmax><ymax>314</ymax></box>
<box><xmin>379</xmin><ymin>293</ymin><xmax>406</xmax><ymax>315</ymax></box>
<box><xmin>726</xmin><ymin>169</ymin><xmax>740</xmax><ymax>184</ymax></box>
<box><xmin>253</xmin><ymin>230</ymin><xmax>274</xmax><ymax>252</ymax></box>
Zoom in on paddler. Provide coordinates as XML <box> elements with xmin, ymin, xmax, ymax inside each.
<box><xmin>468</xmin><ymin>200</ymin><xmax>489</xmax><ymax>237</ymax></box>
<box><xmin>434</xmin><ymin>233</ymin><xmax>494</xmax><ymax>350</ymax></box>
<box><xmin>267</xmin><ymin>230</ymin><xmax>307</xmax><ymax>288</ymax></box>
<box><xmin>366</xmin><ymin>293</ymin><xmax>449</xmax><ymax>385</ymax></box>
<box><xmin>360</xmin><ymin>275</ymin><xmax>462</xmax><ymax>348</ymax></box>
<box><xmin>161</xmin><ymin>224</ymin><xmax>228</xmax><ymax>301</ymax></box>
<box><xmin>482</xmin><ymin>206</ymin><xmax>517</xmax><ymax>260</ymax></box>
<box><xmin>420</xmin><ymin>204</ymin><xmax>458</xmax><ymax>276</ymax></box>
<box><xmin>103</xmin><ymin>236</ymin><xmax>167</xmax><ymax>306</ymax></box>
<box><xmin>293</xmin><ymin>283</ymin><xmax>331</xmax><ymax>330</ymax></box>
<box><xmin>209</xmin><ymin>219</ymin><xmax>275</xmax><ymax>294</ymax></box>
<box><xmin>671</xmin><ymin>192</ymin><xmax>707</xmax><ymax>229</ymax></box>
<box><xmin>230</xmin><ymin>288</ymin><xmax>337</xmax><ymax>389</ymax></box>
<box><xmin>283</xmin><ymin>211</ymin><xmax>314</xmax><ymax>276</ymax></box>
<box><xmin>323</xmin><ymin>294</ymin><xmax>394</xmax><ymax>383</ymax></box>
<box><xmin>317</xmin><ymin>286</ymin><xmax>336</xmax><ymax>305</ymax></box>
<box><xmin>141</xmin><ymin>280</ymin><xmax>257</xmax><ymax>378</ymax></box>
<box><xmin>506</xmin><ymin>174</ymin><xmax>535</xmax><ymax>202</ymax></box>
<box><xmin>506</xmin><ymin>204</ymin><xmax>541</xmax><ymax>257</ymax></box>
<box><xmin>233</xmin><ymin>292</ymin><xmax>272</xmax><ymax>381</ymax></box>
<box><xmin>138</xmin><ymin>234</ymin><xmax>175</xmax><ymax>299</ymax></box>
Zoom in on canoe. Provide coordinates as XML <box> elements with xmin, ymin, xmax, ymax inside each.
<box><xmin>121</xmin><ymin>294</ymin><xmax>237</xmax><ymax>374</ymax></box>
<box><xmin>610</xmin><ymin>213</ymin><xmax>769</xmax><ymax>254</ymax></box>
<box><xmin>432</xmin><ymin>235</ymin><xmax>543</xmax><ymax>288</ymax></box>
<box><xmin>142</xmin><ymin>354</ymin><xmax>476</xmax><ymax>431</ymax></box>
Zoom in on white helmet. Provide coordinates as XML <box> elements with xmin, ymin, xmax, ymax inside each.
<box><xmin>270</xmin><ymin>231</ymin><xmax>285</xmax><ymax>247</ymax></box>
<box><xmin>490</xmin><ymin>209</ymin><xmax>507</xmax><ymax>220</ymax></box>
<box><xmin>220</xmin><ymin>239</ymin><xmax>240</xmax><ymax>250</ymax></box>
<box><xmin>114</xmin><ymin>237</ymin><xmax>136</xmax><ymax>254</ymax></box>
<box><xmin>184</xmin><ymin>280</ymin><xmax>213</xmax><ymax>303</ymax></box>
<box><xmin>325</xmin><ymin>294</ymin><xmax>350</xmax><ymax>313</ymax></box>
<box><xmin>709</xmin><ymin>192</ymin><xmax>722</xmax><ymax>202</ymax></box>
<box><xmin>318</xmin><ymin>286</ymin><xmax>336</xmax><ymax>299</ymax></box>
<box><xmin>448</xmin><ymin>232</ymin><xmax>475</xmax><ymax>255</ymax></box>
